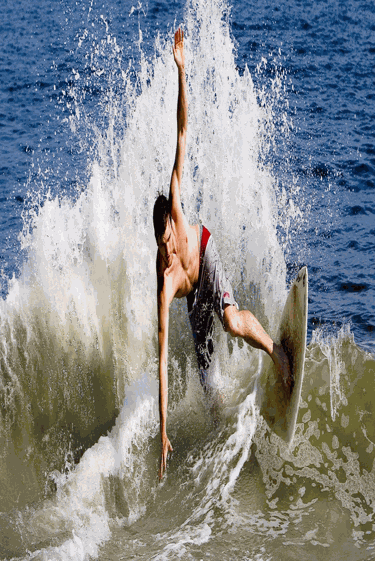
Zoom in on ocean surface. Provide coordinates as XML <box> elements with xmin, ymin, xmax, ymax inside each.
<box><xmin>0</xmin><ymin>0</ymin><xmax>374</xmax><ymax>559</ymax></box>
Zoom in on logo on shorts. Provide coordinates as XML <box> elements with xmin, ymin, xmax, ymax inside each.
<box><xmin>223</xmin><ymin>292</ymin><xmax>230</xmax><ymax>299</ymax></box>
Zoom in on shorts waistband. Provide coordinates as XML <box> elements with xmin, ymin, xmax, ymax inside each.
<box><xmin>199</xmin><ymin>225</ymin><xmax>211</xmax><ymax>268</ymax></box>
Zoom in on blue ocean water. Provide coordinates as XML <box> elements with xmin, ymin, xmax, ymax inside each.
<box><xmin>0</xmin><ymin>0</ymin><xmax>375</xmax><ymax>559</ymax></box>
<box><xmin>232</xmin><ymin>0</ymin><xmax>375</xmax><ymax>349</ymax></box>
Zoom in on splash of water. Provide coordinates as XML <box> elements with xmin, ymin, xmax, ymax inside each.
<box><xmin>254</xmin><ymin>325</ymin><xmax>375</xmax><ymax>539</ymax></box>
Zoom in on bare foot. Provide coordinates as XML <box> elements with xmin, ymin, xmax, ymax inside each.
<box><xmin>272</xmin><ymin>343</ymin><xmax>293</xmax><ymax>393</ymax></box>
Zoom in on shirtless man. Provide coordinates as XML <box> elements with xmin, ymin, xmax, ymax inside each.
<box><xmin>154</xmin><ymin>29</ymin><xmax>290</xmax><ymax>480</ymax></box>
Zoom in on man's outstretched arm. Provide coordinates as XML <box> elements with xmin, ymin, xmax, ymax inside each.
<box><xmin>169</xmin><ymin>28</ymin><xmax>187</xmax><ymax>217</ymax></box>
<box><xmin>157</xmin><ymin>275</ymin><xmax>173</xmax><ymax>479</ymax></box>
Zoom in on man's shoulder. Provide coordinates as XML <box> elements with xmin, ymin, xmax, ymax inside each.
<box><xmin>156</xmin><ymin>251</ymin><xmax>165</xmax><ymax>280</ymax></box>
<box><xmin>156</xmin><ymin>252</ymin><xmax>173</xmax><ymax>287</ymax></box>
<box><xmin>171</xmin><ymin>199</ymin><xmax>193</xmax><ymax>228</ymax></box>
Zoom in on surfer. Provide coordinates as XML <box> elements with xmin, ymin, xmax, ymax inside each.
<box><xmin>154</xmin><ymin>28</ymin><xmax>291</xmax><ymax>480</ymax></box>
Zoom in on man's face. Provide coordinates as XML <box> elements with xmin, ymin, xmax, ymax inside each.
<box><xmin>157</xmin><ymin>219</ymin><xmax>174</xmax><ymax>268</ymax></box>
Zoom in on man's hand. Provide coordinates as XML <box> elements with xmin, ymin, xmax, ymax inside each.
<box><xmin>173</xmin><ymin>28</ymin><xmax>185</xmax><ymax>69</ymax></box>
<box><xmin>159</xmin><ymin>433</ymin><xmax>173</xmax><ymax>480</ymax></box>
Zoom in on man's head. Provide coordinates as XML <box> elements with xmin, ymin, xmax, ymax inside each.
<box><xmin>153</xmin><ymin>194</ymin><xmax>171</xmax><ymax>243</ymax></box>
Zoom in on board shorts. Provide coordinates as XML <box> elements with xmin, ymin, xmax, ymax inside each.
<box><xmin>187</xmin><ymin>225</ymin><xmax>237</xmax><ymax>391</ymax></box>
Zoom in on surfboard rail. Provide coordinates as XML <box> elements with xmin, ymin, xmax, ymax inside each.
<box><xmin>258</xmin><ymin>267</ymin><xmax>308</xmax><ymax>444</ymax></box>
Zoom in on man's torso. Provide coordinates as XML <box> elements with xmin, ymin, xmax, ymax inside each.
<box><xmin>157</xmin><ymin>220</ymin><xmax>200</xmax><ymax>300</ymax></box>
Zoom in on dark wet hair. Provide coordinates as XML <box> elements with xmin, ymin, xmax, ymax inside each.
<box><xmin>153</xmin><ymin>194</ymin><xmax>171</xmax><ymax>241</ymax></box>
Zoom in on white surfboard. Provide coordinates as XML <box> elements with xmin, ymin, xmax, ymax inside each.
<box><xmin>258</xmin><ymin>267</ymin><xmax>308</xmax><ymax>444</ymax></box>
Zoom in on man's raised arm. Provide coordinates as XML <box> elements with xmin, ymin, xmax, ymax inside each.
<box><xmin>169</xmin><ymin>28</ymin><xmax>187</xmax><ymax>216</ymax></box>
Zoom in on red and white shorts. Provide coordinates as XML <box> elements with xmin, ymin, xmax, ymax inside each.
<box><xmin>187</xmin><ymin>225</ymin><xmax>237</xmax><ymax>388</ymax></box>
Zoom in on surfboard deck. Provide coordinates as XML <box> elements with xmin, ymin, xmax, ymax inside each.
<box><xmin>258</xmin><ymin>267</ymin><xmax>308</xmax><ymax>445</ymax></box>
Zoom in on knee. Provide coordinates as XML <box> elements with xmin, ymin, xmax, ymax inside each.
<box><xmin>224</xmin><ymin>308</ymin><xmax>241</xmax><ymax>338</ymax></box>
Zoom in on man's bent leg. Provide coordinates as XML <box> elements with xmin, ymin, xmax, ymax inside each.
<box><xmin>223</xmin><ymin>305</ymin><xmax>292</xmax><ymax>389</ymax></box>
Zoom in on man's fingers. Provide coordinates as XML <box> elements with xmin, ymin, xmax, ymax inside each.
<box><xmin>159</xmin><ymin>458</ymin><xmax>163</xmax><ymax>480</ymax></box>
<box><xmin>159</xmin><ymin>441</ymin><xmax>173</xmax><ymax>481</ymax></box>
<box><xmin>159</xmin><ymin>453</ymin><xmax>166</xmax><ymax>480</ymax></box>
<box><xmin>174</xmin><ymin>27</ymin><xmax>183</xmax><ymax>47</ymax></box>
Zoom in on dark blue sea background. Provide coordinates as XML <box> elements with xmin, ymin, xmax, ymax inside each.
<box><xmin>233</xmin><ymin>0</ymin><xmax>375</xmax><ymax>351</ymax></box>
<box><xmin>1</xmin><ymin>0</ymin><xmax>375</xmax><ymax>560</ymax></box>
